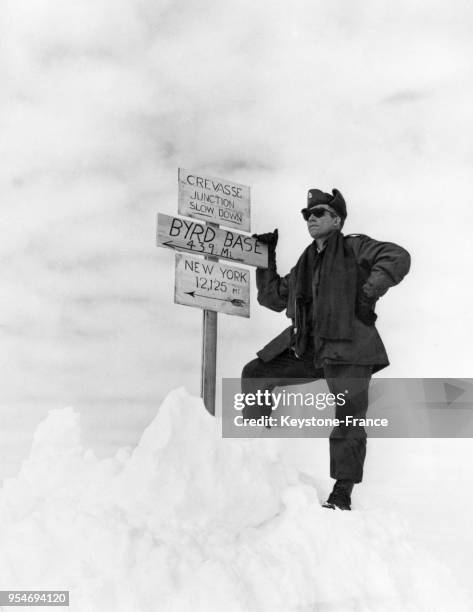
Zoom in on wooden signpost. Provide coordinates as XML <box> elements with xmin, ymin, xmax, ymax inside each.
<box><xmin>157</xmin><ymin>213</ymin><xmax>267</xmax><ymax>268</ymax></box>
<box><xmin>178</xmin><ymin>168</ymin><xmax>251</xmax><ymax>231</ymax></box>
<box><xmin>157</xmin><ymin>168</ymin><xmax>268</xmax><ymax>415</ymax></box>
<box><xmin>174</xmin><ymin>253</ymin><xmax>250</xmax><ymax>318</ymax></box>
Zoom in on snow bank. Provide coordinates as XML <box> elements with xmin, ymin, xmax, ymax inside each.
<box><xmin>0</xmin><ymin>388</ymin><xmax>469</xmax><ymax>611</ymax></box>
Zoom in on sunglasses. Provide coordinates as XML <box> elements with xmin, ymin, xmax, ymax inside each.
<box><xmin>302</xmin><ymin>207</ymin><xmax>336</xmax><ymax>221</ymax></box>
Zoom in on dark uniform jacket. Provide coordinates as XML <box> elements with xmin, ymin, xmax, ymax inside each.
<box><xmin>255</xmin><ymin>234</ymin><xmax>411</xmax><ymax>373</ymax></box>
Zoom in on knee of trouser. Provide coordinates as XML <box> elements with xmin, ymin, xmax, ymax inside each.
<box><xmin>241</xmin><ymin>358</ymin><xmax>263</xmax><ymax>380</ymax></box>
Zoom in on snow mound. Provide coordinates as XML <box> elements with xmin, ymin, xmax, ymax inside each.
<box><xmin>0</xmin><ymin>388</ymin><xmax>469</xmax><ymax>611</ymax></box>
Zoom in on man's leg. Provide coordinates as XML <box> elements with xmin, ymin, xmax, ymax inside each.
<box><xmin>323</xmin><ymin>364</ymin><xmax>372</xmax><ymax>509</ymax></box>
<box><xmin>241</xmin><ymin>349</ymin><xmax>321</xmax><ymax>419</ymax></box>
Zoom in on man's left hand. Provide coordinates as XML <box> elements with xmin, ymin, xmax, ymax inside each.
<box><xmin>361</xmin><ymin>282</ymin><xmax>380</xmax><ymax>299</ymax></box>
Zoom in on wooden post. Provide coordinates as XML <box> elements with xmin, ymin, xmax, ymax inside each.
<box><xmin>201</xmin><ymin>223</ymin><xmax>219</xmax><ymax>415</ymax></box>
<box><xmin>164</xmin><ymin>170</ymin><xmax>256</xmax><ymax>415</ymax></box>
<box><xmin>201</xmin><ymin>308</ymin><xmax>217</xmax><ymax>415</ymax></box>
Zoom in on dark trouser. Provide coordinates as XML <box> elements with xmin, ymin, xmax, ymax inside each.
<box><xmin>241</xmin><ymin>349</ymin><xmax>372</xmax><ymax>483</ymax></box>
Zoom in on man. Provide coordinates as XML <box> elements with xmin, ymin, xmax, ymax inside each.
<box><xmin>241</xmin><ymin>188</ymin><xmax>411</xmax><ymax>510</ymax></box>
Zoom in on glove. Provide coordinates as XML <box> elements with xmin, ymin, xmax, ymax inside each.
<box><xmin>361</xmin><ymin>282</ymin><xmax>378</xmax><ymax>299</ymax></box>
<box><xmin>356</xmin><ymin>288</ymin><xmax>378</xmax><ymax>326</ymax></box>
<box><xmin>252</xmin><ymin>228</ymin><xmax>278</xmax><ymax>250</ymax></box>
<box><xmin>252</xmin><ymin>229</ymin><xmax>278</xmax><ymax>266</ymax></box>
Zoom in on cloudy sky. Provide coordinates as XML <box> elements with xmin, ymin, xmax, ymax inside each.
<box><xmin>1</xmin><ymin>0</ymin><xmax>472</xmax><ymax>473</ymax></box>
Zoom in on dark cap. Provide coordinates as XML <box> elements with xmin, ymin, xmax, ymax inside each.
<box><xmin>303</xmin><ymin>188</ymin><xmax>347</xmax><ymax>220</ymax></box>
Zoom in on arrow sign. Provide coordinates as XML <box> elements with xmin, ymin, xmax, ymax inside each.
<box><xmin>163</xmin><ymin>238</ymin><xmax>247</xmax><ymax>260</ymax></box>
<box><xmin>175</xmin><ymin>252</ymin><xmax>250</xmax><ymax>318</ymax></box>
<box><xmin>163</xmin><ymin>239</ymin><xmax>243</xmax><ymax>262</ymax></box>
<box><xmin>185</xmin><ymin>291</ymin><xmax>247</xmax><ymax>307</ymax></box>
<box><xmin>157</xmin><ymin>213</ymin><xmax>268</xmax><ymax>268</ymax></box>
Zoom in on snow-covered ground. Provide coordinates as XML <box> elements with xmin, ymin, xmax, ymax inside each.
<box><xmin>0</xmin><ymin>388</ymin><xmax>470</xmax><ymax>611</ymax></box>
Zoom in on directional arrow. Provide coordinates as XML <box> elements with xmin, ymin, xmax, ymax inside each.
<box><xmin>163</xmin><ymin>240</ymin><xmax>244</xmax><ymax>262</ymax></box>
<box><xmin>157</xmin><ymin>214</ymin><xmax>268</xmax><ymax>268</ymax></box>
<box><xmin>185</xmin><ymin>291</ymin><xmax>246</xmax><ymax>307</ymax></box>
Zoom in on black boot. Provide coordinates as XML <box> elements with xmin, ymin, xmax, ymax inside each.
<box><xmin>322</xmin><ymin>479</ymin><xmax>354</xmax><ymax>511</ymax></box>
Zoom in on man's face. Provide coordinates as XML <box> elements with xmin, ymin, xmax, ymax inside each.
<box><xmin>306</xmin><ymin>205</ymin><xmax>341</xmax><ymax>239</ymax></box>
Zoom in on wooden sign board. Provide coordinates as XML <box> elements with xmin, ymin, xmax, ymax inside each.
<box><xmin>178</xmin><ymin>168</ymin><xmax>251</xmax><ymax>232</ymax></box>
<box><xmin>175</xmin><ymin>253</ymin><xmax>250</xmax><ymax>318</ymax></box>
<box><xmin>157</xmin><ymin>213</ymin><xmax>268</xmax><ymax>268</ymax></box>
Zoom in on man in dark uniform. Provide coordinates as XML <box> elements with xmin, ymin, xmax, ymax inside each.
<box><xmin>241</xmin><ymin>188</ymin><xmax>411</xmax><ymax>510</ymax></box>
